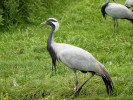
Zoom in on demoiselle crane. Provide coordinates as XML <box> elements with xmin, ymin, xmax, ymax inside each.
<box><xmin>101</xmin><ymin>0</ymin><xmax>133</xmax><ymax>33</ymax></box>
<box><xmin>41</xmin><ymin>18</ymin><xmax>113</xmax><ymax>96</ymax></box>
<box><xmin>125</xmin><ymin>0</ymin><xmax>133</xmax><ymax>8</ymax></box>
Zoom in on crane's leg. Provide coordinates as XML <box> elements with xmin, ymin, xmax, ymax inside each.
<box><xmin>52</xmin><ymin>63</ymin><xmax>56</xmax><ymax>75</ymax></box>
<box><xmin>52</xmin><ymin>63</ymin><xmax>54</xmax><ymax>71</ymax></box>
<box><xmin>113</xmin><ymin>18</ymin><xmax>116</xmax><ymax>33</ymax></box>
<box><xmin>54</xmin><ymin>65</ymin><xmax>56</xmax><ymax>75</ymax></box>
<box><xmin>74</xmin><ymin>70</ymin><xmax>78</xmax><ymax>92</ymax></box>
<box><xmin>75</xmin><ymin>72</ymin><xmax>95</xmax><ymax>97</ymax></box>
<box><xmin>116</xmin><ymin>19</ymin><xmax>119</xmax><ymax>33</ymax></box>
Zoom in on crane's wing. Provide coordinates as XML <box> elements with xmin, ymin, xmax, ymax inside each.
<box><xmin>52</xmin><ymin>43</ymin><xmax>102</xmax><ymax>73</ymax></box>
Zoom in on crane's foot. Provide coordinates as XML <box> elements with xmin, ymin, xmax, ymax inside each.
<box><xmin>75</xmin><ymin>91</ymin><xmax>79</xmax><ymax>97</ymax></box>
<box><xmin>75</xmin><ymin>87</ymin><xmax>82</xmax><ymax>97</ymax></box>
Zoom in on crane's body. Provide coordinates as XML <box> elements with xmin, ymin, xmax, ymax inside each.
<box><xmin>125</xmin><ymin>0</ymin><xmax>133</xmax><ymax>8</ymax></box>
<box><xmin>105</xmin><ymin>3</ymin><xmax>133</xmax><ymax>19</ymax></box>
<box><xmin>52</xmin><ymin>42</ymin><xmax>105</xmax><ymax>75</ymax></box>
<box><xmin>41</xmin><ymin>18</ymin><xmax>113</xmax><ymax>96</ymax></box>
<box><xmin>101</xmin><ymin>0</ymin><xmax>133</xmax><ymax>33</ymax></box>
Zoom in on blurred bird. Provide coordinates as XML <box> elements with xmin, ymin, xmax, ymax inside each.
<box><xmin>125</xmin><ymin>0</ymin><xmax>133</xmax><ymax>8</ymax></box>
<box><xmin>101</xmin><ymin>0</ymin><xmax>133</xmax><ymax>33</ymax></box>
<box><xmin>41</xmin><ymin>18</ymin><xmax>113</xmax><ymax>96</ymax></box>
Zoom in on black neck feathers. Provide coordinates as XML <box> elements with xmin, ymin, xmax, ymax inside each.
<box><xmin>101</xmin><ymin>0</ymin><xmax>110</xmax><ymax>18</ymax></box>
<box><xmin>47</xmin><ymin>25</ymin><xmax>57</xmax><ymax>74</ymax></box>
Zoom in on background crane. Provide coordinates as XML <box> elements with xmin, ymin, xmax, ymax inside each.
<box><xmin>125</xmin><ymin>0</ymin><xmax>133</xmax><ymax>8</ymax></box>
<box><xmin>41</xmin><ymin>18</ymin><xmax>113</xmax><ymax>96</ymax></box>
<box><xmin>101</xmin><ymin>0</ymin><xmax>133</xmax><ymax>33</ymax></box>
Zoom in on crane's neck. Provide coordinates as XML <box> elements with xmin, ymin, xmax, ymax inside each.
<box><xmin>47</xmin><ymin>25</ymin><xmax>55</xmax><ymax>50</ymax></box>
<box><xmin>106</xmin><ymin>0</ymin><xmax>110</xmax><ymax>5</ymax></box>
<box><xmin>101</xmin><ymin>0</ymin><xmax>110</xmax><ymax>17</ymax></box>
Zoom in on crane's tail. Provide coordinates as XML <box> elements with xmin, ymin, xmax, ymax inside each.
<box><xmin>124</xmin><ymin>18</ymin><xmax>133</xmax><ymax>23</ymax></box>
<box><xmin>102</xmin><ymin>75</ymin><xmax>113</xmax><ymax>95</ymax></box>
<box><xmin>98</xmin><ymin>63</ymin><xmax>114</xmax><ymax>95</ymax></box>
<box><xmin>128</xmin><ymin>19</ymin><xmax>133</xmax><ymax>23</ymax></box>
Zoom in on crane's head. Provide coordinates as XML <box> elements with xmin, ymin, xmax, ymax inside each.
<box><xmin>41</xmin><ymin>18</ymin><xmax>59</xmax><ymax>32</ymax></box>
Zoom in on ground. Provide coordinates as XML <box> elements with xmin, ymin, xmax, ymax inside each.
<box><xmin>0</xmin><ymin>0</ymin><xmax>133</xmax><ymax>99</ymax></box>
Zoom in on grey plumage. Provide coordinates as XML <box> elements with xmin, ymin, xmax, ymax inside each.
<box><xmin>101</xmin><ymin>0</ymin><xmax>133</xmax><ymax>33</ymax></box>
<box><xmin>41</xmin><ymin>18</ymin><xmax>113</xmax><ymax>96</ymax></box>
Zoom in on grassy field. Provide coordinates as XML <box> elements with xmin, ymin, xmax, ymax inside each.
<box><xmin>0</xmin><ymin>0</ymin><xmax>133</xmax><ymax>99</ymax></box>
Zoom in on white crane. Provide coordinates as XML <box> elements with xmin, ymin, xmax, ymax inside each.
<box><xmin>125</xmin><ymin>0</ymin><xmax>133</xmax><ymax>8</ymax></box>
<box><xmin>101</xmin><ymin>0</ymin><xmax>133</xmax><ymax>33</ymax></box>
<box><xmin>41</xmin><ymin>18</ymin><xmax>113</xmax><ymax>96</ymax></box>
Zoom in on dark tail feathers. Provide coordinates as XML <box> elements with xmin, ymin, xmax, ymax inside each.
<box><xmin>98</xmin><ymin>62</ymin><xmax>114</xmax><ymax>95</ymax></box>
<box><xmin>128</xmin><ymin>19</ymin><xmax>133</xmax><ymax>23</ymax></box>
<box><xmin>102</xmin><ymin>76</ymin><xmax>113</xmax><ymax>95</ymax></box>
<box><xmin>124</xmin><ymin>18</ymin><xmax>133</xmax><ymax>23</ymax></box>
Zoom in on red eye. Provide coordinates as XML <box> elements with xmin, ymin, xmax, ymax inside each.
<box><xmin>47</xmin><ymin>21</ymin><xmax>51</xmax><ymax>23</ymax></box>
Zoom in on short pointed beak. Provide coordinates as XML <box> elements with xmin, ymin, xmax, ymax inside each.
<box><xmin>40</xmin><ymin>21</ymin><xmax>46</xmax><ymax>25</ymax></box>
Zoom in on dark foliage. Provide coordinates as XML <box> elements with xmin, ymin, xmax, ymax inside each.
<box><xmin>0</xmin><ymin>0</ymin><xmax>47</xmax><ymax>29</ymax></box>
<box><xmin>0</xmin><ymin>0</ymin><xmax>69</xmax><ymax>30</ymax></box>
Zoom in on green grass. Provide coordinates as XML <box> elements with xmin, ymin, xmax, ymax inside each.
<box><xmin>0</xmin><ymin>0</ymin><xmax>133</xmax><ymax>99</ymax></box>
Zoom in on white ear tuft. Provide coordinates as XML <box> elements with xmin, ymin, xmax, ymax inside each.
<box><xmin>52</xmin><ymin>22</ymin><xmax>59</xmax><ymax>32</ymax></box>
